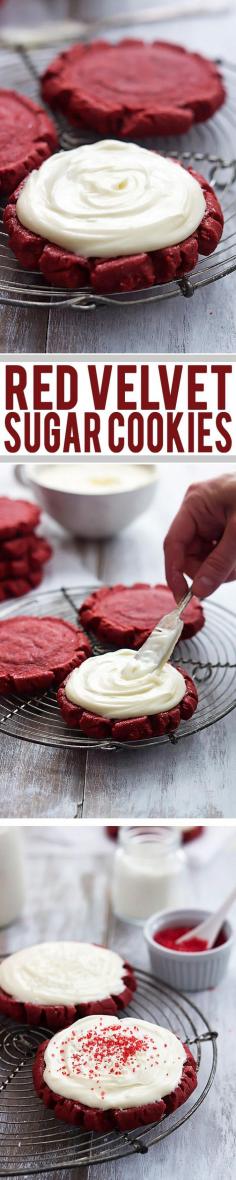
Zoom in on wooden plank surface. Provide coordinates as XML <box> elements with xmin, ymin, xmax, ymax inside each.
<box><xmin>0</xmin><ymin>824</ymin><xmax>235</xmax><ymax>1180</ymax></box>
<box><xmin>0</xmin><ymin>460</ymin><xmax>235</xmax><ymax>819</ymax></box>
<box><xmin>0</xmin><ymin>0</ymin><xmax>236</xmax><ymax>353</ymax></box>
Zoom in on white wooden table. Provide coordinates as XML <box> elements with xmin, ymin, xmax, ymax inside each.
<box><xmin>0</xmin><ymin>0</ymin><xmax>236</xmax><ymax>354</ymax></box>
<box><xmin>0</xmin><ymin>460</ymin><xmax>235</xmax><ymax>819</ymax></box>
<box><xmin>0</xmin><ymin>824</ymin><xmax>235</xmax><ymax>1180</ymax></box>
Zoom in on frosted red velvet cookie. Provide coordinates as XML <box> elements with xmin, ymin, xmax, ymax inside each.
<box><xmin>0</xmin><ymin>90</ymin><xmax>58</xmax><ymax>196</ymax></box>
<box><xmin>80</xmin><ymin>583</ymin><xmax>204</xmax><ymax>646</ymax></box>
<box><xmin>41</xmin><ymin>39</ymin><xmax>225</xmax><ymax>138</ymax></box>
<box><xmin>4</xmin><ymin>141</ymin><xmax>224</xmax><ymax>294</ymax></box>
<box><xmin>58</xmin><ymin>656</ymin><xmax>198</xmax><ymax>742</ymax></box>
<box><xmin>0</xmin><ymin>616</ymin><xmax>91</xmax><ymax>695</ymax></box>
<box><xmin>33</xmin><ymin>1014</ymin><xmax>197</xmax><ymax>1131</ymax></box>
<box><xmin>0</xmin><ymin>943</ymin><xmax>136</xmax><ymax>1030</ymax></box>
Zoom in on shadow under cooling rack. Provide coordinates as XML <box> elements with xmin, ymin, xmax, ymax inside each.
<box><xmin>0</xmin><ymin>967</ymin><xmax>218</xmax><ymax>1176</ymax></box>
<box><xmin>0</xmin><ymin>586</ymin><xmax>235</xmax><ymax>751</ymax></box>
<box><xmin>0</xmin><ymin>47</ymin><xmax>236</xmax><ymax>308</ymax></box>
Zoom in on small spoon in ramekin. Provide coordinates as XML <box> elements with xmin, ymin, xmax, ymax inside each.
<box><xmin>176</xmin><ymin>884</ymin><xmax>236</xmax><ymax>949</ymax></box>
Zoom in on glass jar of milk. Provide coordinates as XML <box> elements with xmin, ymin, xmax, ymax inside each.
<box><xmin>111</xmin><ymin>827</ymin><xmax>186</xmax><ymax>923</ymax></box>
<box><xmin>0</xmin><ymin>828</ymin><xmax>25</xmax><ymax>927</ymax></box>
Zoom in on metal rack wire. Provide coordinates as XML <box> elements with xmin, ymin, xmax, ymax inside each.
<box><xmin>0</xmin><ymin>47</ymin><xmax>236</xmax><ymax>308</ymax></box>
<box><xmin>0</xmin><ymin>585</ymin><xmax>235</xmax><ymax>750</ymax></box>
<box><xmin>0</xmin><ymin>966</ymin><xmax>218</xmax><ymax>1176</ymax></box>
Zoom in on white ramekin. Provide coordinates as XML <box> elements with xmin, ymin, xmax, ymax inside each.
<box><xmin>144</xmin><ymin>908</ymin><xmax>234</xmax><ymax>991</ymax></box>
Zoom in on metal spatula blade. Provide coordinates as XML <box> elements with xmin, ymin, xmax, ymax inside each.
<box><xmin>136</xmin><ymin>589</ymin><xmax>192</xmax><ymax>672</ymax></box>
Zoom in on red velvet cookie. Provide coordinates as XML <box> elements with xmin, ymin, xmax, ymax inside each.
<box><xmin>0</xmin><ymin>538</ymin><xmax>52</xmax><ymax>581</ymax></box>
<box><xmin>0</xmin><ymin>497</ymin><xmax>40</xmax><ymax>540</ymax></box>
<box><xmin>0</xmin><ymin>526</ymin><xmax>52</xmax><ymax>603</ymax></box>
<box><xmin>0</xmin><ymin>970</ymin><xmax>136</xmax><ymax>1030</ymax></box>
<box><xmin>33</xmin><ymin>1027</ymin><xmax>197</xmax><ymax>1132</ymax></box>
<box><xmin>0</xmin><ymin>559</ymin><xmax>33</xmax><ymax>579</ymax></box>
<box><xmin>4</xmin><ymin>168</ymin><xmax>224</xmax><ymax>294</ymax></box>
<box><xmin>80</xmin><ymin>583</ymin><xmax>204</xmax><ymax>646</ymax></box>
<box><xmin>0</xmin><ymin>616</ymin><xmax>91</xmax><ymax>695</ymax></box>
<box><xmin>0</xmin><ymin>570</ymin><xmax>43</xmax><ymax>603</ymax></box>
<box><xmin>0</xmin><ymin>89</ymin><xmax>58</xmax><ymax>196</ymax></box>
<box><xmin>41</xmin><ymin>39</ymin><xmax>225</xmax><ymax>138</ymax></box>
<box><xmin>0</xmin><ymin>944</ymin><xmax>136</xmax><ymax>1031</ymax></box>
<box><xmin>0</xmin><ymin>533</ymin><xmax>52</xmax><ymax>560</ymax></box>
<box><xmin>58</xmin><ymin>666</ymin><xmax>198</xmax><ymax>742</ymax></box>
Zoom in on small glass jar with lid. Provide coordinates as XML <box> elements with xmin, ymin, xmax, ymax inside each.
<box><xmin>111</xmin><ymin>826</ymin><xmax>187</xmax><ymax>924</ymax></box>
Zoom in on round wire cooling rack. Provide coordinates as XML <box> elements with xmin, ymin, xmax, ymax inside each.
<box><xmin>0</xmin><ymin>584</ymin><xmax>235</xmax><ymax>751</ymax></box>
<box><xmin>0</xmin><ymin>966</ymin><xmax>218</xmax><ymax>1176</ymax></box>
<box><xmin>0</xmin><ymin>45</ymin><xmax>236</xmax><ymax>308</ymax></box>
<box><xmin>0</xmin><ymin>153</ymin><xmax>235</xmax><ymax>311</ymax></box>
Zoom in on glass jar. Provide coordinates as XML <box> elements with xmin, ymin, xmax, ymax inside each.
<box><xmin>0</xmin><ymin>828</ymin><xmax>25</xmax><ymax>927</ymax></box>
<box><xmin>111</xmin><ymin>826</ymin><xmax>186</xmax><ymax>924</ymax></box>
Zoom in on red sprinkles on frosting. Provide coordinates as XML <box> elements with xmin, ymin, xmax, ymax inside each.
<box><xmin>56</xmin><ymin>1020</ymin><xmax>182</xmax><ymax>1088</ymax></box>
<box><xmin>60</xmin><ymin>1022</ymin><xmax>153</xmax><ymax>1076</ymax></box>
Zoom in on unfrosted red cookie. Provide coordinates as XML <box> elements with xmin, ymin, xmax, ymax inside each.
<box><xmin>0</xmin><ymin>89</ymin><xmax>58</xmax><ymax>196</ymax></box>
<box><xmin>41</xmin><ymin>39</ymin><xmax>225</xmax><ymax>137</ymax></box>
<box><xmin>0</xmin><ymin>532</ymin><xmax>38</xmax><ymax>558</ymax></box>
<box><xmin>0</xmin><ymin>538</ymin><xmax>52</xmax><ymax>579</ymax></box>
<box><xmin>33</xmin><ymin>1037</ymin><xmax>197</xmax><ymax>1132</ymax></box>
<box><xmin>80</xmin><ymin>583</ymin><xmax>204</xmax><ymax>647</ymax></box>
<box><xmin>0</xmin><ymin>529</ymin><xmax>52</xmax><ymax>603</ymax></box>
<box><xmin>0</xmin><ymin>616</ymin><xmax>91</xmax><ymax>695</ymax></box>
<box><xmin>0</xmin><ymin>533</ymin><xmax>52</xmax><ymax>561</ymax></box>
<box><xmin>58</xmin><ymin>667</ymin><xmax>198</xmax><ymax>742</ymax></box>
<box><xmin>4</xmin><ymin>168</ymin><xmax>224</xmax><ymax>294</ymax></box>
<box><xmin>0</xmin><ymin>960</ymin><xmax>136</xmax><ymax>1031</ymax></box>
<box><xmin>0</xmin><ymin>497</ymin><xmax>40</xmax><ymax>540</ymax></box>
<box><xmin>0</xmin><ymin>558</ymin><xmax>29</xmax><ymax>578</ymax></box>
<box><xmin>0</xmin><ymin>571</ymin><xmax>43</xmax><ymax>602</ymax></box>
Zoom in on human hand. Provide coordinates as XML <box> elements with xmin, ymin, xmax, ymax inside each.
<box><xmin>164</xmin><ymin>474</ymin><xmax>236</xmax><ymax>600</ymax></box>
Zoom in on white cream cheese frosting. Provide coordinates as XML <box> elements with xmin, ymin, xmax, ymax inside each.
<box><xmin>32</xmin><ymin>462</ymin><xmax>156</xmax><ymax>495</ymax></box>
<box><xmin>0</xmin><ymin>942</ymin><xmax>127</xmax><ymax>1006</ymax></box>
<box><xmin>65</xmin><ymin>650</ymin><xmax>185</xmax><ymax>719</ymax></box>
<box><xmin>43</xmin><ymin>1014</ymin><xmax>186</xmax><ymax>1109</ymax></box>
<box><xmin>16</xmin><ymin>139</ymin><xmax>206</xmax><ymax>259</ymax></box>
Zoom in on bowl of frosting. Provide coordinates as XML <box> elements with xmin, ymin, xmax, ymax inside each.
<box><xmin>144</xmin><ymin>907</ymin><xmax>234</xmax><ymax>991</ymax></box>
<box><xmin>16</xmin><ymin>462</ymin><xmax>158</xmax><ymax>538</ymax></box>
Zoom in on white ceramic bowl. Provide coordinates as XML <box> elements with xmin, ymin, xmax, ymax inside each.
<box><xmin>144</xmin><ymin>907</ymin><xmax>234</xmax><ymax>991</ymax></box>
<box><xmin>15</xmin><ymin>463</ymin><xmax>158</xmax><ymax>539</ymax></box>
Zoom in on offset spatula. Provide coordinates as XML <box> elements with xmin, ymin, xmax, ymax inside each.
<box><xmin>136</xmin><ymin>589</ymin><xmax>192</xmax><ymax>673</ymax></box>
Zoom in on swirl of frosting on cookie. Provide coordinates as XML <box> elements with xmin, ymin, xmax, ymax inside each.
<box><xmin>65</xmin><ymin>649</ymin><xmax>185</xmax><ymax>719</ymax></box>
<box><xmin>43</xmin><ymin>1015</ymin><xmax>186</xmax><ymax>1109</ymax></box>
<box><xmin>0</xmin><ymin>942</ymin><xmax>127</xmax><ymax>1005</ymax></box>
<box><xmin>16</xmin><ymin>140</ymin><xmax>205</xmax><ymax>258</ymax></box>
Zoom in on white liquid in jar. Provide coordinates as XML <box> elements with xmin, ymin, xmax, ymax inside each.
<box><xmin>111</xmin><ymin>840</ymin><xmax>185</xmax><ymax>923</ymax></box>
<box><xmin>32</xmin><ymin>463</ymin><xmax>156</xmax><ymax>495</ymax></box>
<box><xmin>0</xmin><ymin>829</ymin><xmax>25</xmax><ymax>927</ymax></box>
